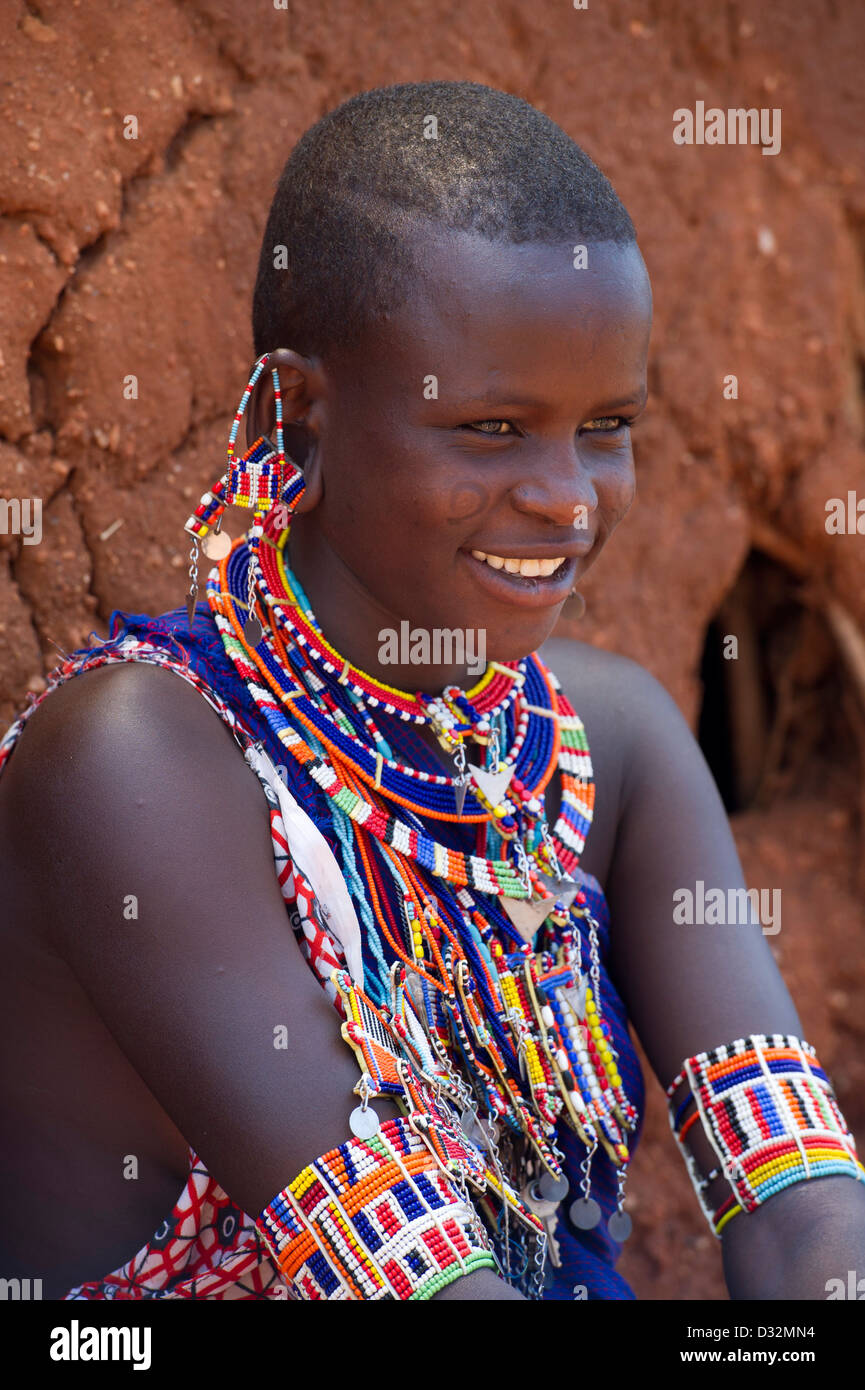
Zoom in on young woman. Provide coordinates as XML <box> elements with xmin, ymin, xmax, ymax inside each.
<box><xmin>1</xmin><ymin>80</ymin><xmax>863</xmax><ymax>1302</ymax></box>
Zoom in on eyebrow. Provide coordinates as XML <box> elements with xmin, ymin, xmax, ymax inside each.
<box><xmin>448</xmin><ymin>388</ymin><xmax>648</xmax><ymax>411</ymax></box>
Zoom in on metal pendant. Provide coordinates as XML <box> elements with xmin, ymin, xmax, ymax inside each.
<box><xmin>243</xmin><ymin>615</ymin><xmax>264</xmax><ymax>646</ymax></box>
<box><xmin>186</xmin><ymin>590</ymin><xmax>197</xmax><ymax>627</ymax></box>
<box><xmin>607</xmin><ymin>1210</ymin><xmax>632</xmax><ymax>1243</ymax></box>
<box><xmin>502</xmin><ymin>893</ymin><xmax>556</xmax><ymax>943</ymax></box>
<box><xmin>454</xmin><ymin>775</ymin><xmax>470</xmax><ymax>817</ymax></box>
<box><xmin>460</xmin><ymin>1105</ymin><xmax>478</xmax><ymax>1137</ymax></box>
<box><xmin>404</xmin><ymin>971</ymin><xmax>426</xmax><ymax>1012</ymax></box>
<box><xmin>201</xmin><ymin>529</ymin><xmax>232</xmax><ymax>561</ymax></box>
<box><xmin>539</xmin><ymin>1171</ymin><xmax>570</xmax><ymax>1203</ymax></box>
<box><xmin>349</xmin><ymin>1104</ymin><xmax>380</xmax><ymax>1139</ymax></box>
<box><xmin>502</xmin><ymin>870</ymin><xmax>583</xmax><ymax>944</ymax></box>
<box><xmin>536</xmin><ymin>871</ymin><xmax>582</xmax><ymax>909</ymax></box>
<box><xmin>460</xmin><ymin>1106</ymin><xmax>487</xmax><ymax>1148</ymax></box>
<box><xmin>469</xmin><ymin>763</ymin><xmax>514</xmax><ymax>809</ymax></box>
<box><xmin>568</xmin><ymin>1196</ymin><xmax>601</xmax><ymax>1229</ymax></box>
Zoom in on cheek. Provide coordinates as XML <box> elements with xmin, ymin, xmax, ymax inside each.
<box><xmin>596</xmin><ymin>450</ymin><xmax>636</xmax><ymax>523</ymax></box>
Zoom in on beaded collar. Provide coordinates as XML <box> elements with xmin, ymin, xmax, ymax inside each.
<box><xmin>205</xmin><ymin>503</ymin><xmax>639</xmax><ymax>1262</ymax></box>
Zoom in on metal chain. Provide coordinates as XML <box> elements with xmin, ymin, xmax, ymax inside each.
<box><xmin>246</xmin><ymin>551</ymin><xmax>256</xmax><ymax>620</ymax></box>
<box><xmin>187</xmin><ymin>536</ymin><xmax>199</xmax><ymax>603</ymax></box>
<box><xmin>580</xmin><ymin>1137</ymin><xmax>598</xmax><ymax>1201</ymax></box>
<box><xmin>540</xmin><ymin>821</ymin><xmax>564</xmax><ymax>880</ymax></box>
<box><xmin>615</xmin><ymin>1162</ymin><xmax>627</xmax><ymax>1214</ymax></box>
<box><xmin>587</xmin><ymin>911</ymin><xmax>602</xmax><ymax>1004</ymax></box>
<box><xmin>531</xmin><ymin>1225</ymin><xmax>548</xmax><ymax>1301</ymax></box>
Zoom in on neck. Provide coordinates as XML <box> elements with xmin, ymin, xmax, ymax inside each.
<box><xmin>287</xmin><ymin>520</ymin><xmax>482</xmax><ymax>695</ymax></box>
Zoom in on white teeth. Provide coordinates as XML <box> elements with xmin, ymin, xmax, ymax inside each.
<box><xmin>471</xmin><ymin>550</ymin><xmax>566</xmax><ymax>578</ymax></box>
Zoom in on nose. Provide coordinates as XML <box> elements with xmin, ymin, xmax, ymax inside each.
<box><xmin>508</xmin><ymin>441</ymin><xmax>600</xmax><ymax>529</ymax></box>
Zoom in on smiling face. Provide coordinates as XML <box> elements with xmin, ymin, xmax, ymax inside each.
<box><xmin>287</xmin><ymin>228</ymin><xmax>652</xmax><ymax>689</ymax></box>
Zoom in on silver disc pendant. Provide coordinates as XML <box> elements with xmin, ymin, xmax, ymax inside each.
<box><xmin>460</xmin><ymin>1106</ymin><xmax>478</xmax><ymax>1137</ymax></box>
<box><xmin>608</xmin><ymin>1210</ymin><xmax>632</xmax><ymax>1243</ymax></box>
<box><xmin>349</xmin><ymin>1105</ymin><xmax>380</xmax><ymax>1140</ymax></box>
<box><xmin>569</xmin><ymin>1196</ymin><xmax>602</xmax><ymax>1230</ymax></box>
<box><xmin>201</xmin><ymin>529</ymin><xmax>232</xmax><ymax>561</ymax></box>
<box><xmin>404</xmin><ymin>972</ymin><xmax>426</xmax><ymax>1012</ymax></box>
<box><xmin>243</xmin><ymin>615</ymin><xmax>264</xmax><ymax>646</ymax></box>
<box><xmin>539</xmin><ymin>1171</ymin><xmax>570</xmax><ymax>1203</ymax></box>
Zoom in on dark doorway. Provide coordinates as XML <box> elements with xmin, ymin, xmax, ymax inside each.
<box><xmin>696</xmin><ymin>549</ymin><xmax>853</xmax><ymax>813</ymax></box>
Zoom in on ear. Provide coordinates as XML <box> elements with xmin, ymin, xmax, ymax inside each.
<box><xmin>245</xmin><ymin>348</ymin><xmax>325</xmax><ymax>468</ymax></box>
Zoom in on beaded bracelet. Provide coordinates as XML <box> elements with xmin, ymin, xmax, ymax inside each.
<box><xmin>254</xmin><ymin>1116</ymin><xmax>498</xmax><ymax>1299</ymax></box>
<box><xmin>667</xmin><ymin>1033</ymin><xmax>865</xmax><ymax>1238</ymax></box>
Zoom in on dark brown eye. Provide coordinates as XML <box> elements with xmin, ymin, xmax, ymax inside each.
<box><xmin>581</xmin><ymin>417</ymin><xmax>629</xmax><ymax>432</ymax></box>
<box><xmin>466</xmin><ymin>419</ymin><xmax>515</xmax><ymax>435</ymax></box>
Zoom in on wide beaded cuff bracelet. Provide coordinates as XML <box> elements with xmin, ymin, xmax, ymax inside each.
<box><xmin>667</xmin><ymin>1033</ymin><xmax>865</xmax><ymax>1238</ymax></box>
<box><xmin>254</xmin><ymin>1115</ymin><xmax>498</xmax><ymax>1299</ymax></box>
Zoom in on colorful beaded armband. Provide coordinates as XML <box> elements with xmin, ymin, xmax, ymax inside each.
<box><xmin>667</xmin><ymin>1033</ymin><xmax>865</xmax><ymax>1238</ymax></box>
<box><xmin>254</xmin><ymin>1116</ymin><xmax>498</xmax><ymax>1300</ymax></box>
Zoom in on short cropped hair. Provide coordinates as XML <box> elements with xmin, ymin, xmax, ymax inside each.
<box><xmin>252</xmin><ymin>80</ymin><xmax>636</xmax><ymax>362</ymax></box>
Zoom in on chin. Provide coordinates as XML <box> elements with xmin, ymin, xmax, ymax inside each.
<box><xmin>486</xmin><ymin>611</ymin><xmax>565</xmax><ymax>663</ymax></box>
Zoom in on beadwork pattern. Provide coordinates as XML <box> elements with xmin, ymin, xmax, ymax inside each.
<box><xmin>197</xmin><ymin>433</ymin><xmax>641</xmax><ymax>1284</ymax></box>
<box><xmin>255</xmin><ymin>1117</ymin><xmax>497</xmax><ymax>1300</ymax></box>
<box><xmin>667</xmin><ymin>1033</ymin><xmax>865</xmax><ymax>1237</ymax></box>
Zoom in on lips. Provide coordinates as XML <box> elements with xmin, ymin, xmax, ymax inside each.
<box><xmin>460</xmin><ymin>547</ymin><xmax>583</xmax><ymax>610</ymax></box>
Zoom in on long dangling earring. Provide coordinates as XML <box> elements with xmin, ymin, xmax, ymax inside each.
<box><xmin>182</xmin><ymin>352</ymin><xmax>307</xmax><ymax>625</ymax></box>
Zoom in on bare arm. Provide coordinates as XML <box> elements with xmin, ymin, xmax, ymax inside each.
<box><xmin>545</xmin><ymin>638</ymin><xmax>865</xmax><ymax>1298</ymax></box>
<box><xmin>2</xmin><ymin>661</ymin><xmax>520</xmax><ymax>1299</ymax></box>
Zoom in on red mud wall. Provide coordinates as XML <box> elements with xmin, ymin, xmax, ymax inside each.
<box><xmin>1</xmin><ymin>1</ymin><xmax>864</xmax><ymax>1299</ymax></box>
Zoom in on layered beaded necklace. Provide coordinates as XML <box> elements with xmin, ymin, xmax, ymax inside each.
<box><xmin>204</xmin><ymin>464</ymin><xmax>639</xmax><ymax>1283</ymax></box>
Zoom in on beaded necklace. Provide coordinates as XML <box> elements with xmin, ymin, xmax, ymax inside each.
<box><xmin>206</xmin><ymin>505</ymin><xmax>639</xmax><ymax>1274</ymax></box>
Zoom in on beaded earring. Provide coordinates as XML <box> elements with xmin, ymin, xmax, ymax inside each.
<box><xmin>182</xmin><ymin>352</ymin><xmax>307</xmax><ymax>634</ymax></box>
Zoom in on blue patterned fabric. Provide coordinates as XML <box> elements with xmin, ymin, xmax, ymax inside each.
<box><xmin>84</xmin><ymin>602</ymin><xmax>646</xmax><ymax>1300</ymax></box>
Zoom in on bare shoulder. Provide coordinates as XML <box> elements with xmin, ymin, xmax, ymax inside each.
<box><xmin>539</xmin><ymin>635</ymin><xmax>696</xmax><ymax>787</ymax></box>
<box><xmin>0</xmin><ymin>658</ymin><xmax>255</xmax><ymax>801</ymax></box>
<box><xmin>0</xmin><ymin>660</ymin><xmax>270</xmax><ymax>949</ymax></box>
